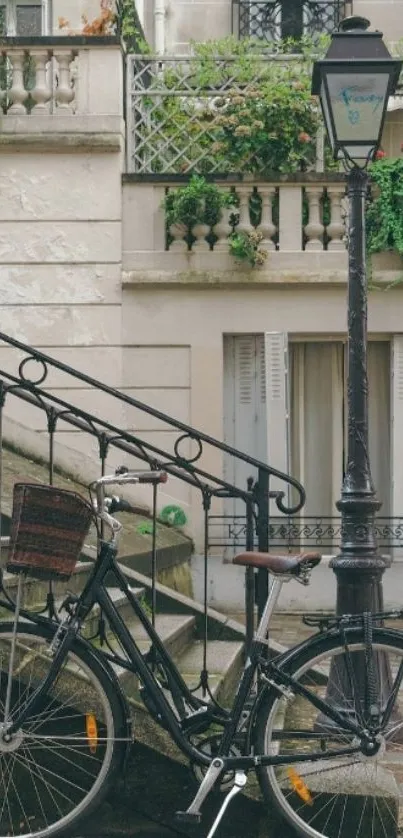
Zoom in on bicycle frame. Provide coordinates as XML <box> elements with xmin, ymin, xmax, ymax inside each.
<box><xmin>0</xmin><ymin>541</ymin><xmax>364</xmax><ymax>772</ymax></box>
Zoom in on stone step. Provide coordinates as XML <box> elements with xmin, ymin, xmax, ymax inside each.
<box><xmin>177</xmin><ymin>639</ymin><xmax>245</xmax><ymax>704</ymax></box>
<box><xmin>115</xmin><ymin>612</ymin><xmax>196</xmax><ymax>701</ymax></box>
<box><xmin>78</xmin><ymin>586</ymin><xmax>146</xmax><ymax>639</ymax></box>
<box><xmin>1</xmin><ymin>561</ymin><xmax>93</xmax><ymax>607</ymax></box>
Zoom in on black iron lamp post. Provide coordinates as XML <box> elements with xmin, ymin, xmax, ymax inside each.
<box><xmin>312</xmin><ymin>18</ymin><xmax>402</xmax><ymax>617</ymax></box>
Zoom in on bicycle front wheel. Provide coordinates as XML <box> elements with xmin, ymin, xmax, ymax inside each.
<box><xmin>0</xmin><ymin>621</ymin><xmax>128</xmax><ymax>838</ymax></box>
<box><xmin>255</xmin><ymin>627</ymin><xmax>403</xmax><ymax>838</ymax></box>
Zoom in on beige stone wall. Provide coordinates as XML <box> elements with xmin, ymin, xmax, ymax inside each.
<box><xmin>52</xmin><ymin>1</ymin><xmax>115</xmax><ymax>35</ymax></box>
<box><xmin>162</xmin><ymin>0</ymin><xmax>403</xmax><ymax>54</ymax></box>
<box><xmin>0</xmin><ymin>44</ymin><xmax>125</xmax><ymax>470</ymax></box>
<box><xmin>353</xmin><ymin>0</ymin><xmax>403</xmax><ymax>45</ymax></box>
<box><xmin>165</xmin><ymin>0</ymin><xmax>232</xmax><ymax>53</ymax></box>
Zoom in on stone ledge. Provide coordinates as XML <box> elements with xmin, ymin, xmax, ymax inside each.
<box><xmin>123</xmin><ymin>268</ymin><xmax>349</xmax><ymax>288</ymax></box>
<box><xmin>0</xmin><ymin>116</ymin><xmax>125</xmax><ymax>152</ymax></box>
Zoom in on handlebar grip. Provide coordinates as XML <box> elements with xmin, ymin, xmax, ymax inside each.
<box><xmin>138</xmin><ymin>471</ymin><xmax>168</xmax><ymax>484</ymax></box>
<box><xmin>114</xmin><ymin>467</ymin><xmax>168</xmax><ymax>484</ymax></box>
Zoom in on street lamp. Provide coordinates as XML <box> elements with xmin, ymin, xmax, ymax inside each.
<box><xmin>312</xmin><ymin>17</ymin><xmax>402</xmax><ymax>619</ymax></box>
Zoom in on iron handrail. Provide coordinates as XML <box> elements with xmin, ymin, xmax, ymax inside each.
<box><xmin>0</xmin><ymin>330</ymin><xmax>305</xmax><ymax>514</ymax></box>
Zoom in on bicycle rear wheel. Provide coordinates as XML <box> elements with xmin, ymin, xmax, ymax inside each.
<box><xmin>0</xmin><ymin>621</ymin><xmax>128</xmax><ymax>838</ymax></box>
<box><xmin>255</xmin><ymin>626</ymin><xmax>403</xmax><ymax>838</ymax></box>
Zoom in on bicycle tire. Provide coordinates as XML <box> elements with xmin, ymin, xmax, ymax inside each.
<box><xmin>0</xmin><ymin>620</ymin><xmax>129</xmax><ymax>838</ymax></box>
<box><xmin>254</xmin><ymin>625</ymin><xmax>403</xmax><ymax>838</ymax></box>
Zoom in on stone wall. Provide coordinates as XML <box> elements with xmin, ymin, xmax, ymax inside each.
<box><xmin>0</xmin><ymin>41</ymin><xmax>125</xmax><ymax>468</ymax></box>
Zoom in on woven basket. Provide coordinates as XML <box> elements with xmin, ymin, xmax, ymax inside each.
<box><xmin>7</xmin><ymin>483</ymin><xmax>94</xmax><ymax>581</ymax></box>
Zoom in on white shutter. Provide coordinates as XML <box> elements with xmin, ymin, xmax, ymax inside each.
<box><xmin>264</xmin><ymin>332</ymin><xmax>290</xmax><ymax>507</ymax></box>
<box><xmin>391</xmin><ymin>336</ymin><xmax>403</xmax><ymax>521</ymax></box>
<box><xmin>223</xmin><ymin>334</ymin><xmax>268</xmax><ymax>504</ymax></box>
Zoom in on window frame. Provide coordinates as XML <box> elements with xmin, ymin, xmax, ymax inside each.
<box><xmin>0</xmin><ymin>0</ymin><xmax>50</xmax><ymax>36</ymax></box>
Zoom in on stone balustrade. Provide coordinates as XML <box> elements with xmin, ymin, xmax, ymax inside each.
<box><xmin>164</xmin><ymin>178</ymin><xmax>347</xmax><ymax>254</ymax></box>
<box><xmin>0</xmin><ymin>44</ymin><xmax>78</xmax><ymax>114</ymax></box>
<box><xmin>0</xmin><ymin>36</ymin><xmax>123</xmax><ymax>120</ymax></box>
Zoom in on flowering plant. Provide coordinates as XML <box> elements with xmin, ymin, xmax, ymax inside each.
<box><xmin>148</xmin><ymin>36</ymin><xmax>336</xmax><ymax>175</ymax></box>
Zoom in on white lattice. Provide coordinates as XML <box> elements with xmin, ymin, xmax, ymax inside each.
<box><xmin>127</xmin><ymin>54</ymin><xmax>313</xmax><ymax>174</ymax></box>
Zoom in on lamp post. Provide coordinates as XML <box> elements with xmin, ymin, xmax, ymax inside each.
<box><xmin>311</xmin><ymin>17</ymin><xmax>402</xmax><ymax>619</ymax></box>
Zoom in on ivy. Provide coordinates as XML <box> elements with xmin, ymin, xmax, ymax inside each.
<box><xmin>367</xmin><ymin>158</ymin><xmax>403</xmax><ymax>257</ymax></box>
<box><xmin>116</xmin><ymin>0</ymin><xmax>151</xmax><ymax>53</ymax></box>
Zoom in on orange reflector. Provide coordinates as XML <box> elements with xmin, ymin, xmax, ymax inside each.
<box><xmin>287</xmin><ymin>768</ymin><xmax>313</xmax><ymax>806</ymax></box>
<box><xmin>86</xmin><ymin>713</ymin><xmax>98</xmax><ymax>754</ymax></box>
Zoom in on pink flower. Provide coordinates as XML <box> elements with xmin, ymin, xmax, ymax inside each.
<box><xmin>375</xmin><ymin>149</ymin><xmax>386</xmax><ymax>159</ymax></box>
<box><xmin>298</xmin><ymin>132</ymin><xmax>311</xmax><ymax>143</ymax></box>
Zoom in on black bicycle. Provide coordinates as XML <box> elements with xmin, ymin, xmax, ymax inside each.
<box><xmin>0</xmin><ymin>469</ymin><xmax>402</xmax><ymax>838</ymax></box>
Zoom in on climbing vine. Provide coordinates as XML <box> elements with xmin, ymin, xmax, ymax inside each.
<box><xmin>367</xmin><ymin>157</ymin><xmax>403</xmax><ymax>258</ymax></box>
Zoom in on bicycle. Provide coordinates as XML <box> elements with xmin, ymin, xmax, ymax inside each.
<box><xmin>0</xmin><ymin>470</ymin><xmax>402</xmax><ymax>838</ymax></box>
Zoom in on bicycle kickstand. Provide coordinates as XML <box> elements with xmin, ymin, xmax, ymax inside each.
<box><xmin>206</xmin><ymin>771</ymin><xmax>248</xmax><ymax>838</ymax></box>
<box><xmin>176</xmin><ymin>758</ymin><xmax>225</xmax><ymax>824</ymax></box>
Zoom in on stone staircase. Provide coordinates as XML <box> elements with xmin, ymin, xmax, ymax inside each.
<box><xmin>0</xmin><ymin>444</ymin><xmax>246</xmax><ymax>718</ymax></box>
<box><xmin>1</xmin><ymin>559</ymin><xmax>245</xmax><ymax>710</ymax></box>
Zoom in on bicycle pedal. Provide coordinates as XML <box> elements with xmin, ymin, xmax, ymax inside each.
<box><xmin>175</xmin><ymin>811</ymin><xmax>202</xmax><ymax>824</ymax></box>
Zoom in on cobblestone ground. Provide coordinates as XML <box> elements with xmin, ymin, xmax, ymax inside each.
<box><xmin>78</xmin><ymin>612</ymin><xmax>403</xmax><ymax>837</ymax></box>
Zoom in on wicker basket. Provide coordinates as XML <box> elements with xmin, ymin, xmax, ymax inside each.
<box><xmin>7</xmin><ymin>483</ymin><xmax>94</xmax><ymax>581</ymax></box>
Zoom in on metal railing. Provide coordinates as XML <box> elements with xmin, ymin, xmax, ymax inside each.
<box><xmin>208</xmin><ymin>514</ymin><xmax>403</xmax><ymax>552</ymax></box>
<box><xmin>232</xmin><ymin>1</ymin><xmax>344</xmax><ymax>43</ymax></box>
<box><xmin>0</xmin><ymin>331</ymin><xmax>305</xmax><ymax>663</ymax></box>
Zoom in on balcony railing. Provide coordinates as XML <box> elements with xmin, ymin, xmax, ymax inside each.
<box><xmin>208</xmin><ymin>515</ymin><xmax>403</xmax><ymax>552</ymax></box>
<box><xmin>232</xmin><ymin>1</ymin><xmax>344</xmax><ymax>44</ymax></box>
<box><xmin>0</xmin><ymin>35</ymin><xmax>121</xmax><ymax>117</ymax></box>
<box><xmin>123</xmin><ymin>174</ymin><xmax>347</xmax><ymax>264</ymax></box>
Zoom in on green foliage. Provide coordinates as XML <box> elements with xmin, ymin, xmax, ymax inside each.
<box><xmin>117</xmin><ymin>0</ymin><xmax>150</xmax><ymax>53</ymax></box>
<box><xmin>162</xmin><ymin>175</ymin><xmax>232</xmax><ymax>228</ymax></box>
<box><xmin>228</xmin><ymin>230</ymin><xmax>268</xmax><ymax>267</ymax></box>
<box><xmin>366</xmin><ymin>158</ymin><xmax>403</xmax><ymax>256</ymax></box>
<box><xmin>142</xmin><ymin>35</ymin><xmax>336</xmax><ymax>175</ymax></box>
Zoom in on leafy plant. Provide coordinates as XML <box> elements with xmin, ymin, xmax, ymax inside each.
<box><xmin>162</xmin><ymin>175</ymin><xmax>232</xmax><ymax>228</ymax></box>
<box><xmin>116</xmin><ymin>0</ymin><xmax>151</xmax><ymax>53</ymax></box>
<box><xmin>366</xmin><ymin>157</ymin><xmax>403</xmax><ymax>257</ymax></box>
<box><xmin>229</xmin><ymin>230</ymin><xmax>268</xmax><ymax>267</ymax></box>
<box><xmin>140</xmin><ymin>35</ymin><xmax>337</xmax><ymax>175</ymax></box>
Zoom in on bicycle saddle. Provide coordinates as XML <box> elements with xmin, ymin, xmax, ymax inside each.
<box><xmin>231</xmin><ymin>551</ymin><xmax>322</xmax><ymax>576</ymax></box>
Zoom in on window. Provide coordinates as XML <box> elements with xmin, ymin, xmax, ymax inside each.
<box><xmin>234</xmin><ymin>1</ymin><xmax>343</xmax><ymax>44</ymax></box>
<box><xmin>0</xmin><ymin>1</ymin><xmax>49</xmax><ymax>36</ymax></box>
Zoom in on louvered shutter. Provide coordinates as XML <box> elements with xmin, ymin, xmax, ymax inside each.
<box><xmin>223</xmin><ymin>334</ymin><xmax>268</xmax><ymax>499</ymax></box>
<box><xmin>264</xmin><ymin>332</ymin><xmax>290</xmax><ymax>507</ymax></box>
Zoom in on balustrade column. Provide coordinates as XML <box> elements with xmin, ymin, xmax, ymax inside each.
<box><xmin>257</xmin><ymin>186</ymin><xmax>277</xmax><ymax>251</ymax></box>
<box><xmin>213</xmin><ymin>189</ymin><xmax>233</xmax><ymax>252</ymax></box>
<box><xmin>327</xmin><ymin>186</ymin><xmax>347</xmax><ymax>251</ymax></box>
<box><xmin>30</xmin><ymin>49</ymin><xmax>52</xmax><ymax>112</ymax></box>
<box><xmin>191</xmin><ymin>201</ymin><xmax>210</xmax><ymax>252</ymax></box>
<box><xmin>54</xmin><ymin>51</ymin><xmax>75</xmax><ymax>111</ymax></box>
<box><xmin>235</xmin><ymin>186</ymin><xmax>253</xmax><ymax>236</ymax></box>
<box><xmin>8</xmin><ymin>52</ymin><xmax>27</xmax><ymax>114</ymax></box>
<box><xmin>304</xmin><ymin>186</ymin><xmax>325</xmax><ymax>251</ymax></box>
<box><xmin>169</xmin><ymin>222</ymin><xmax>188</xmax><ymax>252</ymax></box>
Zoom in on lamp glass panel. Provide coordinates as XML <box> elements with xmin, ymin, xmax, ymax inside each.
<box><xmin>326</xmin><ymin>72</ymin><xmax>389</xmax><ymax>142</ymax></box>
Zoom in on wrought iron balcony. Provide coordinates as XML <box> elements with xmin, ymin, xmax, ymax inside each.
<box><xmin>233</xmin><ymin>1</ymin><xmax>344</xmax><ymax>44</ymax></box>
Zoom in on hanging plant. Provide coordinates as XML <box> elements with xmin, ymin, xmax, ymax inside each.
<box><xmin>228</xmin><ymin>231</ymin><xmax>268</xmax><ymax>267</ymax></box>
<box><xmin>162</xmin><ymin>175</ymin><xmax>233</xmax><ymax>229</ymax></box>
<box><xmin>162</xmin><ymin>176</ymin><xmax>268</xmax><ymax>267</ymax></box>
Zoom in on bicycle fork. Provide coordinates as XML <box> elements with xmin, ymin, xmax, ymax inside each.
<box><xmin>176</xmin><ymin>758</ymin><xmax>248</xmax><ymax>837</ymax></box>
